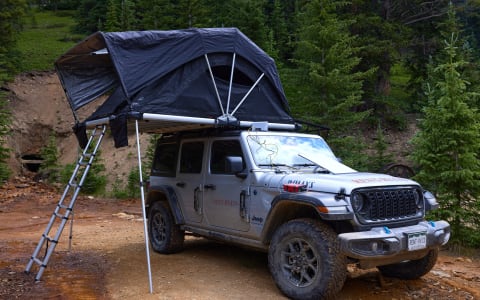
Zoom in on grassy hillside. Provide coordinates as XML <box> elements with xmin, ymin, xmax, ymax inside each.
<box><xmin>17</xmin><ymin>10</ymin><xmax>84</xmax><ymax>72</ymax></box>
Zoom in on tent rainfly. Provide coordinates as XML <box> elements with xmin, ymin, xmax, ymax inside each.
<box><xmin>55</xmin><ymin>27</ymin><xmax>296</xmax><ymax>148</ymax></box>
<box><xmin>49</xmin><ymin>28</ymin><xmax>296</xmax><ymax>294</ymax></box>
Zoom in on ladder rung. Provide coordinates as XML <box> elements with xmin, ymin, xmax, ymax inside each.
<box><xmin>54</xmin><ymin>212</ymin><xmax>69</xmax><ymax>220</ymax></box>
<box><xmin>32</xmin><ymin>257</ymin><xmax>44</xmax><ymax>266</ymax></box>
<box><xmin>83</xmin><ymin>153</ymin><xmax>94</xmax><ymax>159</ymax></box>
<box><xmin>57</xmin><ymin>204</ymin><xmax>69</xmax><ymax>210</ymax></box>
<box><xmin>43</xmin><ymin>234</ymin><xmax>58</xmax><ymax>244</ymax></box>
<box><xmin>92</xmin><ymin>128</ymin><xmax>105</xmax><ymax>136</ymax></box>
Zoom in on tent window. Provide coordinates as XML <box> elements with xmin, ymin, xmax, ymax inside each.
<box><xmin>210</xmin><ymin>66</ymin><xmax>254</xmax><ymax>86</ymax></box>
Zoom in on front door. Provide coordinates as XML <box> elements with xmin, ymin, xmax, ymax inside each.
<box><xmin>203</xmin><ymin>139</ymin><xmax>250</xmax><ymax>232</ymax></box>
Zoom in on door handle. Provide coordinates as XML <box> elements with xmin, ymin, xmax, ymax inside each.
<box><xmin>204</xmin><ymin>184</ymin><xmax>216</xmax><ymax>190</ymax></box>
<box><xmin>176</xmin><ymin>182</ymin><xmax>186</xmax><ymax>188</ymax></box>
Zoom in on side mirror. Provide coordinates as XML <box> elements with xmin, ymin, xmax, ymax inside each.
<box><xmin>225</xmin><ymin>156</ymin><xmax>247</xmax><ymax>179</ymax></box>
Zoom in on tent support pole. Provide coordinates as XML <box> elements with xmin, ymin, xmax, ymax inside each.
<box><xmin>136</xmin><ymin>120</ymin><xmax>154</xmax><ymax>294</ymax></box>
<box><xmin>231</xmin><ymin>73</ymin><xmax>265</xmax><ymax>116</ymax></box>
<box><xmin>204</xmin><ymin>54</ymin><xmax>225</xmax><ymax>115</ymax></box>
<box><xmin>226</xmin><ymin>53</ymin><xmax>236</xmax><ymax>114</ymax></box>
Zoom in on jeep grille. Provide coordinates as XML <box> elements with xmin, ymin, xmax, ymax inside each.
<box><xmin>351</xmin><ymin>187</ymin><xmax>424</xmax><ymax>225</ymax></box>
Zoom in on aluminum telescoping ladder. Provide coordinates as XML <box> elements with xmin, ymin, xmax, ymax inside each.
<box><xmin>25</xmin><ymin>125</ymin><xmax>107</xmax><ymax>281</ymax></box>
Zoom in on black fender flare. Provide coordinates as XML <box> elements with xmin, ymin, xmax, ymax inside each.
<box><xmin>147</xmin><ymin>184</ymin><xmax>185</xmax><ymax>224</ymax></box>
<box><xmin>261</xmin><ymin>192</ymin><xmax>353</xmax><ymax>243</ymax></box>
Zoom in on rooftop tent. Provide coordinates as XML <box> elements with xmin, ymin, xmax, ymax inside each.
<box><xmin>55</xmin><ymin>28</ymin><xmax>296</xmax><ymax>147</ymax></box>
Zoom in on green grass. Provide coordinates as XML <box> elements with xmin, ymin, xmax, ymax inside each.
<box><xmin>17</xmin><ymin>9</ymin><xmax>85</xmax><ymax>72</ymax></box>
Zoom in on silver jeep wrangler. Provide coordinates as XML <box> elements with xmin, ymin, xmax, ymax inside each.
<box><xmin>146</xmin><ymin>128</ymin><xmax>450</xmax><ymax>299</ymax></box>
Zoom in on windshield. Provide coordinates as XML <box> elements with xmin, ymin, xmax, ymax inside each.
<box><xmin>246</xmin><ymin>134</ymin><xmax>336</xmax><ymax>167</ymax></box>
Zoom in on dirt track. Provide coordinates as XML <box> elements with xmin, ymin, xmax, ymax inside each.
<box><xmin>1</xmin><ymin>177</ymin><xmax>479</xmax><ymax>300</ymax></box>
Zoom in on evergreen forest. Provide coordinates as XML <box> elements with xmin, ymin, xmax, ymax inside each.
<box><xmin>1</xmin><ymin>0</ymin><xmax>480</xmax><ymax>247</ymax></box>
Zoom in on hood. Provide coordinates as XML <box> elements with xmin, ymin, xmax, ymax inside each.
<box><xmin>264</xmin><ymin>172</ymin><xmax>419</xmax><ymax>195</ymax></box>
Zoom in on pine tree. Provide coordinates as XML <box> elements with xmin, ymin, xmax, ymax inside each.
<box><xmin>174</xmin><ymin>0</ymin><xmax>209</xmax><ymax>28</ymax></box>
<box><xmin>0</xmin><ymin>0</ymin><xmax>26</xmax><ymax>182</ymax></box>
<box><xmin>345</xmin><ymin>1</ymin><xmax>406</xmax><ymax>111</ymax></box>
<box><xmin>39</xmin><ymin>132</ymin><xmax>60</xmax><ymax>182</ymax></box>
<box><xmin>291</xmin><ymin>0</ymin><xmax>373</xmax><ymax>169</ymax></box>
<box><xmin>411</xmin><ymin>7</ymin><xmax>480</xmax><ymax>247</ymax></box>
<box><xmin>137</xmin><ymin>0</ymin><xmax>173</xmax><ymax>29</ymax></box>
<box><xmin>119</xmin><ymin>0</ymin><xmax>136</xmax><ymax>30</ymax></box>
<box><xmin>369</xmin><ymin>122</ymin><xmax>393</xmax><ymax>172</ymax></box>
<box><xmin>0</xmin><ymin>0</ymin><xmax>27</xmax><ymax>82</ymax></box>
<box><xmin>105</xmin><ymin>0</ymin><xmax>121</xmax><ymax>31</ymax></box>
<box><xmin>221</xmin><ymin>0</ymin><xmax>267</xmax><ymax>48</ymax></box>
<box><xmin>74</xmin><ymin>0</ymin><xmax>108</xmax><ymax>33</ymax></box>
<box><xmin>264</xmin><ymin>0</ymin><xmax>288</xmax><ymax>61</ymax></box>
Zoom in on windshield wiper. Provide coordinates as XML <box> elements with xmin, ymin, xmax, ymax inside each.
<box><xmin>292</xmin><ymin>163</ymin><xmax>317</xmax><ymax>167</ymax></box>
<box><xmin>258</xmin><ymin>163</ymin><xmax>298</xmax><ymax>171</ymax></box>
<box><xmin>258</xmin><ymin>163</ymin><xmax>291</xmax><ymax>167</ymax></box>
<box><xmin>295</xmin><ymin>163</ymin><xmax>329</xmax><ymax>173</ymax></box>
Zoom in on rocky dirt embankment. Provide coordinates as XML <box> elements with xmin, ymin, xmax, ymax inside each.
<box><xmin>5</xmin><ymin>72</ymin><xmax>148</xmax><ymax>191</ymax></box>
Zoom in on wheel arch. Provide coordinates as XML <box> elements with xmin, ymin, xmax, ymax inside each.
<box><xmin>261</xmin><ymin>196</ymin><xmax>323</xmax><ymax>244</ymax></box>
<box><xmin>147</xmin><ymin>185</ymin><xmax>185</xmax><ymax>224</ymax></box>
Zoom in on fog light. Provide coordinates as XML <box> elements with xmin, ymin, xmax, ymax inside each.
<box><xmin>435</xmin><ymin>230</ymin><xmax>450</xmax><ymax>245</ymax></box>
<box><xmin>443</xmin><ymin>232</ymin><xmax>451</xmax><ymax>245</ymax></box>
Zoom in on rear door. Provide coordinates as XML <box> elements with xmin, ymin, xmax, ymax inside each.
<box><xmin>175</xmin><ymin>140</ymin><xmax>205</xmax><ymax>223</ymax></box>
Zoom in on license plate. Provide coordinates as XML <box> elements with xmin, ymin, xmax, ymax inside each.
<box><xmin>407</xmin><ymin>231</ymin><xmax>427</xmax><ymax>251</ymax></box>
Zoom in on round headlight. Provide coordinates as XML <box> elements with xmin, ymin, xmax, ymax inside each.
<box><xmin>413</xmin><ymin>190</ymin><xmax>422</xmax><ymax>207</ymax></box>
<box><xmin>352</xmin><ymin>193</ymin><xmax>364</xmax><ymax>212</ymax></box>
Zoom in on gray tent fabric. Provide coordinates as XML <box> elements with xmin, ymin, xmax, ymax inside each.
<box><xmin>55</xmin><ymin>28</ymin><xmax>295</xmax><ymax>147</ymax></box>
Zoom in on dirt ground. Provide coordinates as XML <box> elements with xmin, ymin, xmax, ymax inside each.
<box><xmin>1</xmin><ymin>177</ymin><xmax>479</xmax><ymax>300</ymax></box>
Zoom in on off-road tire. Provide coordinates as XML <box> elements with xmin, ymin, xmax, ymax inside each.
<box><xmin>268</xmin><ymin>218</ymin><xmax>347</xmax><ymax>300</ymax></box>
<box><xmin>148</xmin><ymin>201</ymin><xmax>185</xmax><ymax>254</ymax></box>
<box><xmin>378</xmin><ymin>248</ymin><xmax>439</xmax><ymax>279</ymax></box>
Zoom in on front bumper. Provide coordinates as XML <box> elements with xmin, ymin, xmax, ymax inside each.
<box><xmin>338</xmin><ymin>220</ymin><xmax>450</xmax><ymax>262</ymax></box>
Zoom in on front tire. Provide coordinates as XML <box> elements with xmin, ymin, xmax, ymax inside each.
<box><xmin>268</xmin><ymin>219</ymin><xmax>346</xmax><ymax>300</ymax></box>
<box><xmin>378</xmin><ymin>248</ymin><xmax>439</xmax><ymax>279</ymax></box>
<box><xmin>148</xmin><ymin>201</ymin><xmax>184</xmax><ymax>254</ymax></box>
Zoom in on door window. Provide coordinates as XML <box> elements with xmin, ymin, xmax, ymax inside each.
<box><xmin>179</xmin><ymin>142</ymin><xmax>204</xmax><ymax>173</ymax></box>
<box><xmin>210</xmin><ymin>140</ymin><xmax>244</xmax><ymax>174</ymax></box>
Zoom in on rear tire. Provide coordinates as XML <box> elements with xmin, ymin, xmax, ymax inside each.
<box><xmin>148</xmin><ymin>201</ymin><xmax>184</xmax><ymax>254</ymax></box>
<box><xmin>378</xmin><ymin>248</ymin><xmax>439</xmax><ymax>279</ymax></box>
<box><xmin>268</xmin><ymin>219</ymin><xmax>346</xmax><ymax>300</ymax></box>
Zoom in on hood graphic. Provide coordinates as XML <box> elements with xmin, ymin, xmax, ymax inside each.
<box><xmin>265</xmin><ymin>172</ymin><xmax>418</xmax><ymax>194</ymax></box>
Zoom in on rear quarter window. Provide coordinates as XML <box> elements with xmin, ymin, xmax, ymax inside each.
<box><xmin>151</xmin><ymin>142</ymin><xmax>178</xmax><ymax>177</ymax></box>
